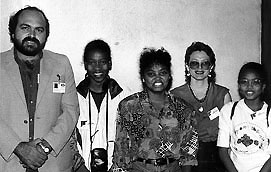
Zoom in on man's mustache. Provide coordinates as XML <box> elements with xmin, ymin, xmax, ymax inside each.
<box><xmin>22</xmin><ymin>37</ymin><xmax>40</xmax><ymax>45</ymax></box>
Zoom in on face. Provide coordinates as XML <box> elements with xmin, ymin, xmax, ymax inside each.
<box><xmin>12</xmin><ymin>10</ymin><xmax>47</xmax><ymax>56</ymax></box>
<box><xmin>186</xmin><ymin>51</ymin><xmax>213</xmax><ymax>81</ymax></box>
<box><xmin>238</xmin><ymin>71</ymin><xmax>266</xmax><ymax>101</ymax></box>
<box><xmin>85</xmin><ymin>51</ymin><xmax>112</xmax><ymax>84</ymax></box>
<box><xmin>143</xmin><ymin>64</ymin><xmax>170</xmax><ymax>93</ymax></box>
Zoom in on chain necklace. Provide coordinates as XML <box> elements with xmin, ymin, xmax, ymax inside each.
<box><xmin>188</xmin><ymin>83</ymin><xmax>210</xmax><ymax>112</ymax></box>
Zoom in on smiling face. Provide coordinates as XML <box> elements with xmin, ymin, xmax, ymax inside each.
<box><xmin>143</xmin><ymin>64</ymin><xmax>170</xmax><ymax>93</ymax></box>
<box><xmin>84</xmin><ymin>51</ymin><xmax>112</xmax><ymax>84</ymax></box>
<box><xmin>186</xmin><ymin>51</ymin><xmax>213</xmax><ymax>81</ymax></box>
<box><xmin>12</xmin><ymin>9</ymin><xmax>47</xmax><ymax>56</ymax></box>
<box><xmin>238</xmin><ymin>71</ymin><xmax>266</xmax><ymax>102</ymax></box>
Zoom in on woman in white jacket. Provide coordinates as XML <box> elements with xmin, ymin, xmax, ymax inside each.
<box><xmin>76</xmin><ymin>39</ymin><xmax>127</xmax><ymax>171</ymax></box>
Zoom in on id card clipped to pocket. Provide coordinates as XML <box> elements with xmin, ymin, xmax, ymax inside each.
<box><xmin>53</xmin><ymin>74</ymin><xmax>66</xmax><ymax>93</ymax></box>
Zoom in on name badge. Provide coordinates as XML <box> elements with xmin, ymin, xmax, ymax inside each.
<box><xmin>53</xmin><ymin>82</ymin><xmax>66</xmax><ymax>93</ymax></box>
<box><xmin>208</xmin><ymin>107</ymin><xmax>220</xmax><ymax>120</ymax></box>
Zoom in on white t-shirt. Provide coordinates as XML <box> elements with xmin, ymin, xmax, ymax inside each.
<box><xmin>217</xmin><ymin>99</ymin><xmax>271</xmax><ymax>172</ymax></box>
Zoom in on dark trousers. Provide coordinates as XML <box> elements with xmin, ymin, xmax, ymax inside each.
<box><xmin>191</xmin><ymin>141</ymin><xmax>226</xmax><ymax>172</ymax></box>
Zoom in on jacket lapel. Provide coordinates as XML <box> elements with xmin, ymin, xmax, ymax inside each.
<box><xmin>4</xmin><ymin>54</ymin><xmax>27</xmax><ymax>106</ymax></box>
<box><xmin>36</xmin><ymin>53</ymin><xmax>55</xmax><ymax>107</ymax></box>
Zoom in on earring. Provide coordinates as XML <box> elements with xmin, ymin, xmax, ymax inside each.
<box><xmin>142</xmin><ymin>79</ymin><xmax>145</xmax><ymax>82</ymax></box>
<box><xmin>186</xmin><ymin>73</ymin><xmax>191</xmax><ymax>77</ymax></box>
<box><xmin>208</xmin><ymin>72</ymin><xmax>211</xmax><ymax>77</ymax></box>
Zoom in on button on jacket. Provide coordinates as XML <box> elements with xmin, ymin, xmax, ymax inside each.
<box><xmin>0</xmin><ymin>48</ymin><xmax>79</xmax><ymax>172</ymax></box>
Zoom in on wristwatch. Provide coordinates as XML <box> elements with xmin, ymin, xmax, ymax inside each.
<box><xmin>37</xmin><ymin>142</ymin><xmax>50</xmax><ymax>154</ymax></box>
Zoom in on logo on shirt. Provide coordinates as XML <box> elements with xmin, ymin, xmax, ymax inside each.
<box><xmin>232</xmin><ymin>122</ymin><xmax>269</xmax><ymax>154</ymax></box>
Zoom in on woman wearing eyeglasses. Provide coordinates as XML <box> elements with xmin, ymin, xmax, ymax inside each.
<box><xmin>217</xmin><ymin>62</ymin><xmax>271</xmax><ymax>172</ymax></box>
<box><xmin>171</xmin><ymin>42</ymin><xmax>232</xmax><ymax>172</ymax></box>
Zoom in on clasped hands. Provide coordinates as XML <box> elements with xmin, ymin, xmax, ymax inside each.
<box><xmin>14</xmin><ymin>138</ymin><xmax>50</xmax><ymax>170</ymax></box>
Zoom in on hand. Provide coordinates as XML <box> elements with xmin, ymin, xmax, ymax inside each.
<box><xmin>93</xmin><ymin>158</ymin><xmax>105</xmax><ymax>166</ymax></box>
<box><xmin>36</xmin><ymin>139</ymin><xmax>53</xmax><ymax>155</ymax></box>
<box><xmin>39</xmin><ymin>139</ymin><xmax>53</xmax><ymax>153</ymax></box>
<box><xmin>14</xmin><ymin>140</ymin><xmax>48</xmax><ymax>170</ymax></box>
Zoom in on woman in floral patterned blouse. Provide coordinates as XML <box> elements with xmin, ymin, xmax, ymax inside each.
<box><xmin>112</xmin><ymin>47</ymin><xmax>198</xmax><ymax>172</ymax></box>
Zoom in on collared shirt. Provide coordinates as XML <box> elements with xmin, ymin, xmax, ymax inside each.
<box><xmin>14</xmin><ymin>50</ymin><xmax>41</xmax><ymax>141</ymax></box>
<box><xmin>113</xmin><ymin>91</ymin><xmax>198</xmax><ymax>170</ymax></box>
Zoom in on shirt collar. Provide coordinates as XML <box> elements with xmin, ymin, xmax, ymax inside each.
<box><xmin>77</xmin><ymin>75</ymin><xmax>123</xmax><ymax>99</ymax></box>
<box><xmin>14</xmin><ymin>49</ymin><xmax>43</xmax><ymax>71</ymax></box>
<box><xmin>241</xmin><ymin>99</ymin><xmax>268</xmax><ymax>116</ymax></box>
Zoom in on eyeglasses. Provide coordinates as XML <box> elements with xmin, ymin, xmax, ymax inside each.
<box><xmin>188</xmin><ymin>61</ymin><xmax>212</xmax><ymax>70</ymax></box>
<box><xmin>238</xmin><ymin>79</ymin><xmax>263</xmax><ymax>87</ymax></box>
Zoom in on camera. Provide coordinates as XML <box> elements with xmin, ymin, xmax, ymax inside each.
<box><xmin>91</xmin><ymin>148</ymin><xmax>108</xmax><ymax>172</ymax></box>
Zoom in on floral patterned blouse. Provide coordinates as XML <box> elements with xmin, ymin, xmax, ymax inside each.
<box><xmin>112</xmin><ymin>91</ymin><xmax>198</xmax><ymax>170</ymax></box>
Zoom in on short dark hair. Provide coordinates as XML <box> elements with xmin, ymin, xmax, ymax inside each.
<box><xmin>238</xmin><ymin>62</ymin><xmax>267</xmax><ymax>100</ymax></box>
<box><xmin>238</xmin><ymin>62</ymin><xmax>267</xmax><ymax>84</ymax></box>
<box><xmin>139</xmin><ymin>47</ymin><xmax>172</xmax><ymax>90</ymax></box>
<box><xmin>8</xmin><ymin>6</ymin><xmax>50</xmax><ymax>42</ymax></box>
<box><xmin>184</xmin><ymin>42</ymin><xmax>216</xmax><ymax>83</ymax></box>
<box><xmin>83</xmin><ymin>39</ymin><xmax>111</xmax><ymax>62</ymax></box>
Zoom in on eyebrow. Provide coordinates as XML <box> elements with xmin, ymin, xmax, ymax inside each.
<box><xmin>19</xmin><ymin>23</ymin><xmax>30</xmax><ymax>27</ymax></box>
<box><xmin>240</xmin><ymin>78</ymin><xmax>262</xmax><ymax>80</ymax></box>
<box><xmin>86</xmin><ymin>58</ymin><xmax>109</xmax><ymax>61</ymax></box>
<box><xmin>190</xmin><ymin>60</ymin><xmax>210</xmax><ymax>62</ymax></box>
<box><xmin>19</xmin><ymin>23</ymin><xmax>45</xmax><ymax>29</ymax></box>
<box><xmin>146</xmin><ymin>67</ymin><xmax>168</xmax><ymax>71</ymax></box>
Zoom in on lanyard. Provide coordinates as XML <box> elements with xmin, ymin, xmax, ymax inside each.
<box><xmin>88</xmin><ymin>90</ymin><xmax>109</xmax><ymax>151</ymax></box>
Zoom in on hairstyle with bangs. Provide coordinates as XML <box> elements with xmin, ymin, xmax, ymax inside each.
<box><xmin>184</xmin><ymin>41</ymin><xmax>216</xmax><ymax>83</ymax></box>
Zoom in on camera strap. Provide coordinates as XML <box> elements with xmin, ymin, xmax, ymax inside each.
<box><xmin>106</xmin><ymin>92</ymin><xmax>109</xmax><ymax>152</ymax></box>
<box><xmin>88</xmin><ymin>90</ymin><xmax>109</xmax><ymax>152</ymax></box>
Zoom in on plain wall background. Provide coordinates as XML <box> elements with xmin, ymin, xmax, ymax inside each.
<box><xmin>1</xmin><ymin>0</ymin><xmax>261</xmax><ymax>101</ymax></box>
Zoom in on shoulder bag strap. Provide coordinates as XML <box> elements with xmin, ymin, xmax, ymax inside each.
<box><xmin>230</xmin><ymin>101</ymin><xmax>238</xmax><ymax>120</ymax></box>
<box><xmin>267</xmin><ymin>105</ymin><xmax>270</xmax><ymax>127</ymax></box>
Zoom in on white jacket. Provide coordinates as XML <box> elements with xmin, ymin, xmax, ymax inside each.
<box><xmin>76</xmin><ymin>78</ymin><xmax>127</xmax><ymax>170</ymax></box>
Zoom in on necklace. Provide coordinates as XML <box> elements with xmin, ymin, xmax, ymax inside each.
<box><xmin>188</xmin><ymin>83</ymin><xmax>210</xmax><ymax>112</ymax></box>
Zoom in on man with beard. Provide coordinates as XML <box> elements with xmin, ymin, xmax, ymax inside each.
<box><xmin>0</xmin><ymin>6</ymin><xmax>79</xmax><ymax>172</ymax></box>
